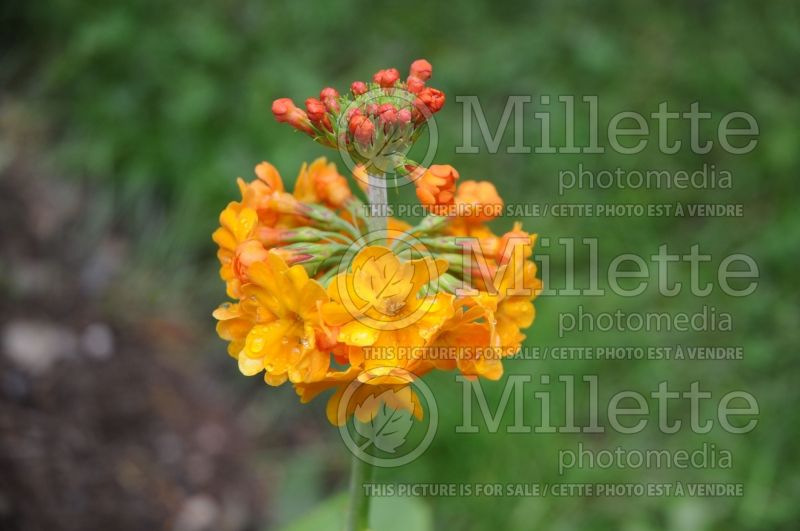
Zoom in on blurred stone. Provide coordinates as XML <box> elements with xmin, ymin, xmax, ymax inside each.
<box><xmin>81</xmin><ymin>322</ymin><xmax>114</xmax><ymax>360</ymax></box>
<box><xmin>196</xmin><ymin>423</ymin><xmax>227</xmax><ymax>456</ymax></box>
<box><xmin>2</xmin><ymin>320</ymin><xmax>77</xmax><ymax>375</ymax></box>
<box><xmin>174</xmin><ymin>495</ymin><xmax>219</xmax><ymax>531</ymax></box>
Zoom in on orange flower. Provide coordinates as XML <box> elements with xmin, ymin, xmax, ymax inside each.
<box><xmin>236</xmin><ymin>161</ymin><xmax>287</xmax><ymax>227</ymax></box>
<box><xmin>468</xmin><ymin>250</ymin><xmax>542</xmax><ymax>356</ymax></box>
<box><xmin>295</xmin><ymin>367</ymin><xmax>424</xmax><ymax>426</ymax></box>
<box><xmin>321</xmin><ymin>246</ymin><xmax>453</xmax><ymax>379</ymax></box>
<box><xmin>498</xmin><ymin>222</ymin><xmax>534</xmax><ymax>264</ymax></box>
<box><xmin>254</xmin><ymin>161</ymin><xmax>284</xmax><ymax>193</ymax></box>
<box><xmin>212</xmin><ymin>203</ymin><xmax>268</xmax><ymax>298</ymax></box>
<box><xmin>292</xmin><ymin>157</ymin><xmax>353</xmax><ymax>208</ymax></box>
<box><xmin>454</xmin><ymin>180</ymin><xmax>504</xmax><ymax>224</ymax></box>
<box><xmin>219</xmin><ymin>251</ymin><xmax>331</xmax><ymax>385</ymax></box>
<box><xmin>213</xmin><ymin>298</ymin><xmax>268</xmax><ymax>360</ymax></box>
<box><xmin>411</xmin><ymin>164</ymin><xmax>459</xmax><ymax>215</ymax></box>
<box><xmin>427</xmin><ymin>303</ymin><xmax>501</xmax><ymax>380</ymax></box>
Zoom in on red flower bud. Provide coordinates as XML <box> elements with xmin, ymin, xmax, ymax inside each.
<box><xmin>305</xmin><ymin>98</ymin><xmax>326</xmax><ymax>122</ymax></box>
<box><xmin>377</xmin><ymin>104</ymin><xmax>398</xmax><ymax>128</ymax></box>
<box><xmin>373</xmin><ymin>68</ymin><xmax>400</xmax><ymax>88</ymax></box>
<box><xmin>319</xmin><ymin>87</ymin><xmax>339</xmax><ymax>101</ymax></box>
<box><xmin>319</xmin><ymin>87</ymin><xmax>340</xmax><ymax>113</ymax></box>
<box><xmin>305</xmin><ymin>97</ymin><xmax>331</xmax><ymax>131</ymax></box>
<box><xmin>351</xmin><ymin>115</ymin><xmax>375</xmax><ymax>145</ymax></box>
<box><xmin>348</xmin><ymin>112</ymin><xmax>366</xmax><ymax>135</ymax></box>
<box><xmin>347</xmin><ymin>107</ymin><xmax>362</xmax><ymax>121</ymax></box>
<box><xmin>397</xmin><ymin>108</ymin><xmax>412</xmax><ymax>124</ymax></box>
<box><xmin>406</xmin><ymin>75</ymin><xmax>425</xmax><ymax>94</ymax></box>
<box><xmin>409</xmin><ymin>59</ymin><xmax>433</xmax><ymax>81</ymax></box>
<box><xmin>366</xmin><ymin>103</ymin><xmax>379</xmax><ymax>116</ymax></box>
<box><xmin>415</xmin><ymin>87</ymin><xmax>446</xmax><ymax>115</ymax></box>
<box><xmin>351</xmin><ymin>81</ymin><xmax>368</xmax><ymax>96</ymax></box>
<box><xmin>272</xmin><ymin>98</ymin><xmax>313</xmax><ymax>134</ymax></box>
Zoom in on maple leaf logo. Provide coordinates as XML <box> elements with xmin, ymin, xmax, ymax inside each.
<box><xmin>354</xmin><ymin>390</ymin><xmax>415</xmax><ymax>454</ymax></box>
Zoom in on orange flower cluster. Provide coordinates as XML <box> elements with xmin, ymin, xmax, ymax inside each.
<box><xmin>214</xmin><ymin>160</ymin><xmax>540</xmax><ymax>425</ymax></box>
<box><xmin>272</xmin><ymin>59</ymin><xmax>445</xmax><ymax>169</ymax></box>
<box><xmin>215</xmin><ymin>61</ymin><xmax>541</xmax><ymax>426</ymax></box>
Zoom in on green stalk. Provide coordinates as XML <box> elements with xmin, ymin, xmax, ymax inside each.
<box><xmin>344</xmin><ymin>172</ymin><xmax>386</xmax><ymax>530</ymax></box>
<box><xmin>346</xmin><ymin>450</ymin><xmax>373</xmax><ymax>531</ymax></box>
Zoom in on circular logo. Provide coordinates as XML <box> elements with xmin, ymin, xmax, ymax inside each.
<box><xmin>337</xmin><ymin>368</ymin><xmax>438</xmax><ymax>468</ymax></box>
<box><xmin>332</xmin><ymin>230</ymin><xmax>442</xmax><ymax>331</ymax></box>
<box><xmin>335</xmin><ymin>87</ymin><xmax>439</xmax><ymax>189</ymax></box>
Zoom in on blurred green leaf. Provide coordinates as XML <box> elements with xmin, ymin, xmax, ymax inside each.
<box><xmin>279</xmin><ymin>492</ymin><xmax>432</xmax><ymax>531</ymax></box>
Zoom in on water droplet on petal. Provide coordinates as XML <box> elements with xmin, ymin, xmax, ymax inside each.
<box><xmin>250</xmin><ymin>337</ymin><xmax>265</xmax><ymax>353</ymax></box>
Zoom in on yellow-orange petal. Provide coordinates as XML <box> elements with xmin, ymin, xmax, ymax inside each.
<box><xmin>339</xmin><ymin>320</ymin><xmax>380</xmax><ymax>346</ymax></box>
<box><xmin>238</xmin><ymin>354</ymin><xmax>263</xmax><ymax>376</ymax></box>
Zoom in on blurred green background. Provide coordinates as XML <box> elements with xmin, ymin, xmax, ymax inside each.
<box><xmin>2</xmin><ymin>0</ymin><xmax>799</xmax><ymax>530</ymax></box>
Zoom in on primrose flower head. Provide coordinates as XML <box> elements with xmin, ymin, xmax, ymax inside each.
<box><xmin>219</xmin><ymin>59</ymin><xmax>541</xmax><ymax>426</ymax></box>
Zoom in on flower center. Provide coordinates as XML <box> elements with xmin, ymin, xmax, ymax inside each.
<box><xmin>379</xmin><ymin>297</ymin><xmax>406</xmax><ymax>317</ymax></box>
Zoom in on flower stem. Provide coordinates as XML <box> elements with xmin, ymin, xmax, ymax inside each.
<box><xmin>367</xmin><ymin>172</ymin><xmax>388</xmax><ymax>238</ymax></box>
<box><xmin>344</xmin><ymin>172</ymin><xmax>385</xmax><ymax>531</ymax></box>
<box><xmin>346</xmin><ymin>450</ymin><xmax>373</xmax><ymax>531</ymax></box>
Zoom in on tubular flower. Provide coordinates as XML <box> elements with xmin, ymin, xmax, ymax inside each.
<box><xmin>295</xmin><ymin>367</ymin><xmax>424</xmax><ymax>426</ymax></box>
<box><xmin>216</xmin><ymin>60</ymin><xmax>542</xmax><ymax>426</ymax></box>
<box><xmin>212</xmin><ymin>203</ymin><xmax>267</xmax><ymax>298</ymax></box>
<box><xmin>427</xmin><ymin>303</ymin><xmax>501</xmax><ymax>380</ymax></box>
<box><xmin>410</xmin><ymin>164</ymin><xmax>459</xmax><ymax>214</ymax></box>
<box><xmin>468</xmin><ymin>249</ymin><xmax>542</xmax><ymax>356</ymax></box>
<box><xmin>321</xmin><ymin>246</ymin><xmax>454</xmax><ymax>378</ymax></box>
<box><xmin>236</xmin><ymin>161</ymin><xmax>286</xmax><ymax>226</ymax></box>
<box><xmin>292</xmin><ymin>157</ymin><xmax>353</xmax><ymax>208</ymax></box>
<box><xmin>232</xmin><ymin>251</ymin><xmax>331</xmax><ymax>385</ymax></box>
<box><xmin>453</xmin><ymin>180</ymin><xmax>504</xmax><ymax>224</ymax></box>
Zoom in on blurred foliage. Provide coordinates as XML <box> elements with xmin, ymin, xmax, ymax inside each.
<box><xmin>3</xmin><ymin>0</ymin><xmax>800</xmax><ymax>530</ymax></box>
